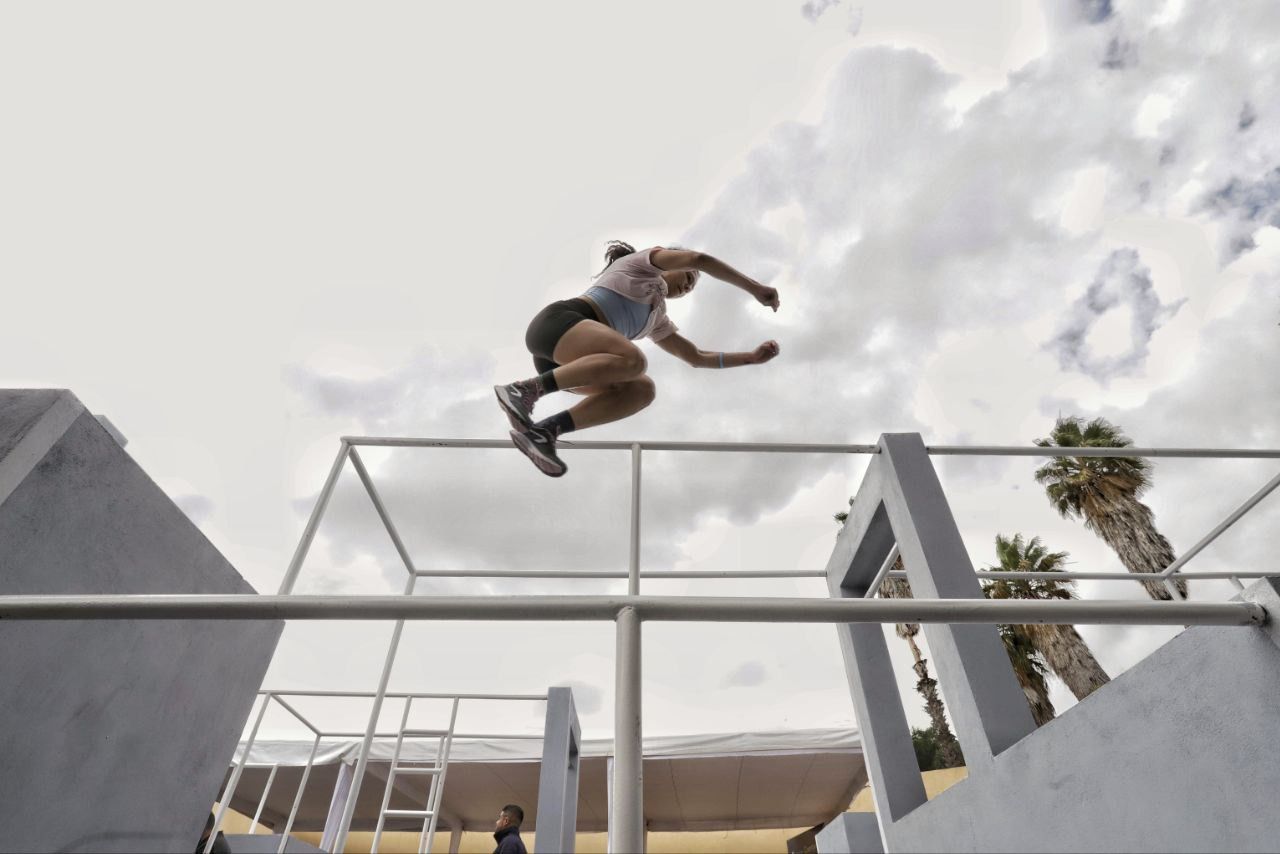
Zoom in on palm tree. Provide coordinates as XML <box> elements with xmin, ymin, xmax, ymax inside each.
<box><xmin>998</xmin><ymin>623</ymin><xmax>1055</xmax><ymax>726</ymax></box>
<box><xmin>835</xmin><ymin>503</ymin><xmax>963</xmax><ymax>768</ymax></box>
<box><xmin>1034</xmin><ymin>416</ymin><xmax>1187</xmax><ymax>600</ymax></box>
<box><xmin>982</xmin><ymin>534</ymin><xmax>1110</xmax><ymax>701</ymax></box>
<box><xmin>878</xmin><ymin>566</ymin><xmax>964</xmax><ymax>768</ymax></box>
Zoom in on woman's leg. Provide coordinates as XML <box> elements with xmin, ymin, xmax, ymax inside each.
<box><xmin>549</xmin><ymin>320</ymin><xmax>648</xmax><ymax>389</ymax></box>
<box><xmin>563</xmin><ymin>377</ymin><xmax>657</xmax><ymax>430</ymax></box>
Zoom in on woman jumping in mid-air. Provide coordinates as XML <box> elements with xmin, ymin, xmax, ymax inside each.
<box><xmin>494</xmin><ymin>241</ymin><xmax>781</xmax><ymax>477</ymax></box>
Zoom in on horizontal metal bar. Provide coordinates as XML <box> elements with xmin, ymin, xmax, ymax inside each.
<box><xmin>894</xmin><ymin>570</ymin><xmax>1280</xmax><ymax>582</ymax></box>
<box><xmin>417</xmin><ymin>571</ymin><xmax>1269</xmax><ymax>583</ymax></box>
<box><xmin>414</xmin><ymin>569</ymin><xmax>827</xmax><ymax>579</ymax></box>
<box><xmin>342</xmin><ymin>436</ymin><xmax>1280</xmax><ymax>459</ymax></box>
<box><xmin>393</xmin><ymin>767</ymin><xmax>443</xmax><ymax>775</ymax></box>
<box><xmin>383</xmin><ymin>810</ymin><xmax>433</xmax><ymax>818</ymax></box>
<box><xmin>345</xmin><ymin>437</ymin><xmax>880</xmax><ymax>454</ymax></box>
<box><xmin>0</xmin><ymin>594</ymin><xmax>1265</xmax><ymax>626</ymax></box>
<box><xmin>257</xmin><ymin>690</ymin><xmax>547</xmax><ymax>701</ymax></box>
<box><xmin>927</xmin><ymin>445</ymin><xmax>1280</xmax><ymax>459</ymax></box>
<box><xmin>300</xmin><ymin>730</ymin><xmax>541</xmax><ymax>739</ymax></box>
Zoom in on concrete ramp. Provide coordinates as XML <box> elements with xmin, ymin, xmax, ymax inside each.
<box><xmin>0</xmin><ymin>389</ymin><xmax>282</xmax><ymax>853</ymax></box>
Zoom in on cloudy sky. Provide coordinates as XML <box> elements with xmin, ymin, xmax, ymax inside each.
<box><xmin>3</xmin><ymin>0</ymin><xmax>1278</xmax><ymax>743</ymax></box>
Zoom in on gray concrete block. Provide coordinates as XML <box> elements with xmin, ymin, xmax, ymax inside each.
<box><xmin>887</xmin><ymin>617</ymin><xmax>1280</xmax><ymax>852</ymax></box>
<box><xmin>0</xmin><ymin>389</ymin><xmax>282</xmax><ymax>853</ymax></box>
<box><xmin>224</xmin><ymin>834</ymin><xmax>327</xmax><ymax>853</ymax></box>
<box><xmin>816</xmin><ymin>813</ymin><xmax>884</xmax><ymax>853</ymax></box>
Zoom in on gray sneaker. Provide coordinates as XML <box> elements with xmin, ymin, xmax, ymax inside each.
<box><xmin>510</xmin><ymin>426</ymin><xmax>567</xmax><ymax>477</ymax></box>
<box><xmin>494</xmin><ymin>383</ymin><xmax>536</xmax><ymax>430</ymax></box>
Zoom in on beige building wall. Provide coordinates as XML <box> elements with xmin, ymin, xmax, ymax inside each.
<box><xmin>277</xmin><ymin>768</ymin><xmax>968</xmax><ymax>852</ymax></box>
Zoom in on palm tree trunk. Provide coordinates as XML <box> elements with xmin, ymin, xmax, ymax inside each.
<box><xmin>1086</xmin><ymin>500</ymin><xmax>1188</xmax><ymax>600</ymax></box>
<box><xmin>1023</xmin><ymin>623</ymin><xmax>1110</xmax><ymax>700</ymax></box>
<box><xmin>900</xmin><ymin>632</ymin><xmax>963</xmax><ymax>767</ymax></box>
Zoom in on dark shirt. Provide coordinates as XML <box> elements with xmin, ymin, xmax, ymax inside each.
<box><xmin>493</xmin><ymin>825</ymin><xmax>528</xmax><ymax>854</ymax></box>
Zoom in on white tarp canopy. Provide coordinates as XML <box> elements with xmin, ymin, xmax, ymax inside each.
<box><xmin>222</xmin><ymin>728</ymin><xmax>867</xmax><ymax>833</ymax></box>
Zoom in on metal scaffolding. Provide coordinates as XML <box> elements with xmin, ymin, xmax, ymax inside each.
<box><xmin>4</xmin><ymin>434</ymin><xmax>1276</xmax><ymax>854</ymax></box>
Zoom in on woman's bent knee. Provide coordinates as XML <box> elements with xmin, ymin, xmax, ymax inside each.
<box><xmin>632</xmin><ymin>376</ymin><xmax>656</xmax><ymax>408</ymax></box>
<box><xmin>618</xmin><ymin>348</ymin><xmax>647</xmax><ymax>377</ymax></box>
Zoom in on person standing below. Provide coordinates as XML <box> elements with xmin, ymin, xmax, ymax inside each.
<box><xmin>493</xmin><ymin>804</ymin><xmax>529</xmax><ymax>854</ymax></box>
<box><xmin>495</xmin><ymin>241</ymin><xmax>781</xmax><ymax>476</ymax></box>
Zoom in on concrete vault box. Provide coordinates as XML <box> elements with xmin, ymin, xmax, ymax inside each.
<box><xmin>0</xmin><ymin>389</ymin><xmax>282</xmax><ymax>853</ymax></box>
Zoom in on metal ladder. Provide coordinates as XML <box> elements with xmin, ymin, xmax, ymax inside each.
<box><xmin>371</xmin><ymin>697</ymin><xmax>460</xmax><ymax>854</ymax></box>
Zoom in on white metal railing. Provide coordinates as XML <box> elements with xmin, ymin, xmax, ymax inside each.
<box><xmin>6</xmin><ymin>436</ymin><xmax>1278</xmax><ymax>854</ymax></box>
<box><xmin>208</xmin><ymin>689</ymin><xmax>547</xmax><ymax>854</ymax></box>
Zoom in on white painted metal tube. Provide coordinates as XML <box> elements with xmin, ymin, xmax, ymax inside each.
<box><xmin>0</xmin><ymin>594</ymin><xmax>1266</xmax><ymax>625</ymax></box>
<box><xmin>613</xmin><ymin>606</ymin><xmax>644</xmax><ymax>854</ymax></box>
<box><xmin>414</xmin><ymin>569</ymin><xmax>827</xmax><ymax>579</ymax></box>
<box><xmin>279</xmin><ymin>441</ymin><xmax>350</xmax><ymax>595</ymax></box>
<box><xmin>630</xmin><ymin>444</ymin><xmax>642</xmax><ymax>597</ymax></box>
<box><xmin>344</xmin><ymin>436</ymin><xmax>880</xmax><ymax>454</ymax></box>
<box><xmin>334</xmin><ymin>575</ymin><xmax>416</xmax><ymax>854</ymax></box>
<box><xmin>270</xmin><ymin>695</ymin><xmax>321</xmax><ymax>735</ymax></box>
<box><xmin>864</xmin><ymin>544</ymin><xmax>901</xmax><ymax>598</ymax></box>
<box><xmin>1158</xmin><ymin>468</ymin><xmax>1280</xmax><ymax>578</ymax></box>
<box><xmin>209</xmin><ymin>693</ymin><xmax>270</xmax><ymax>853</ymax></box>
<box><xmin>349</xmin><ymin>446</ymin><xmax>419</xmax><ymax>577</ymax></box>
<box><xmin>926</xmin><ymin>445</ymin><xmax>1280</xmax><ymax>459</ymax></box>
<box><xmin>341</xmin><ymin>435</ymin><xmax>1280</xmax><ymax>458</ymax></box>
<box><xmin>278</xmin><ymin>733</ymin><xmax>322</xmax><ymax>854</ymax></box>
<box><xmin>259</xmin><ymin>690</ymin><xmax>547</xmax><ymax>701</ymax></box>
<box><xmin>250</xmin><ymin>763</ymin><xmax>279</xmax><ymax>833</ymax></box>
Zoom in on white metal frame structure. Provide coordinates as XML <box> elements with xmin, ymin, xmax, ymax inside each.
<box><xmin>3</xmin><ymin>433</ymin><xmax>1278</xmax><ymax>854</ymax></box>
<box><xmin>209</xmin><ymin>689</ymin><xmax>548</xmax><ymax>854</ymax></box>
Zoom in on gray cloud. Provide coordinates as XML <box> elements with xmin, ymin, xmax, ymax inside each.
<box><xmin>1101</xmin><ymin>36</ymin><xmax>1136</xmax><ymax>70</ymax></box>
<box><xmin>1077</xmin><ymin>0</ymin><xmax>1113</xmax><ymax>25</ymax></box>
<box><xmin>721</xmin><ymin>660</ymin><xmax>768</xmax><ymax>688</ymax></box>
<box><xmin>1047</xmin><ymin>249</ymin><xmax>1184</xmax><ymax>382</ymax></box>
<box><xmin>800</xmin><ymin>0</ymin><xmax>842</xmax><ymax>23</ymax></box>
<box><xmin>1200</xmin><ymin>167</ymin><xmax>1280</xmax><ymax>261</ymax></box>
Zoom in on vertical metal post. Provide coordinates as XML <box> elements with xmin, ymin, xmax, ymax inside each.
<box><xmin>279</xmin><ymin>441</ymin><xmax>351</xmax><ymax>594</ymax></box>
<box><xmin>333</xmin><ymin>574</ymin><xmax>417</xmax><ymax>853</ymax></box>
<box><xmin>250</xmin><ymin>764</ymin><xmax>280</xmax><ymax>832</ymax></box>
<box><xmin>613</xmin><ymin>606</ymin><xmax>643</xmax><ymax>853</ymax></box>
<box><xmin>629</xmin><ymin>444</ymin><xmax>642</xmax><ymax>597</ymax></box>
<box><xmin>278</xmin><ymin>733</ymin><xmax>323</xmax><ymax>853</ymax></box>
<box><xmin>208</xmin><ymin>693</ymin><xmax>272</xmax><ymax>853</ymax></box>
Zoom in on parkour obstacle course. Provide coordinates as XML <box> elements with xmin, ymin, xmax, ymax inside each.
<box><xmin>3</xmin><ymin>387</ymin><xmax>1280</xmax><ymax>852</ymax></box>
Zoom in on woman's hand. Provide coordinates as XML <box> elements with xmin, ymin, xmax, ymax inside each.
<box><xmin>750</xmin><ymin>340</ymin><xmax>781</xmax><ymax>364</ymax></box>
<box><xmin>753</xmin><ymin>284</ymin><xmax>780</xmax><ymax>312</ymax></box>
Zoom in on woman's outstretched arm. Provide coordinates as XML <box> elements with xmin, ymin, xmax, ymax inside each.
<box><xmin>650</xmin><ymin>248</ymin><xmax>781</xmax><ymax>312</ymax></box>
<box><xmin>654</xmin><ymin>333</ymin><xmax>781</xmax><ymax>368</ymax></box>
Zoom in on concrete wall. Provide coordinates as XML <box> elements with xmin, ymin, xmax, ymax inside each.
<box><xmin>887</xmin><ymin>616</ymin><xmax>1280</xmax><ymax>852</ymax></box>
<box><xmin>0</xmin><ymin>389</ymin><xmax>282</xmax><ymax>853</ymax></box>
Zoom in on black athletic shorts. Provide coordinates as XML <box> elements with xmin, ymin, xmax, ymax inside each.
<box><xmin>525</xmin><ymin>297</ymin><xmax>599</xmax><ymax>374</ymax></box>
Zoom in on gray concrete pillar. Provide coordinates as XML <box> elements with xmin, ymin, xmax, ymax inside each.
<box><xmin>816</xmin><ymin>813</ymin><xmax>884</xmax><ymax>853</ymax></box>
<box><xmin>826</xmin><ymin>463</ymin><xmax>927</xmax><ymax>824</ymax></box>
<box><xmin>536</xmin><ymin>686</ymin><xmax>582</xmax><ymax>853</ymax></box>
<box><xmin>0</xmin><ymin>389</ymin><xmax>281</xmax><ymax>853</ymax></box>
<box><xmin>878</xmin><ymin>433</ymin><xmax>1036</xmax><ymax>762</ymax></box>
<box><xmin>448</xmin><ymin>825</ymin><xmax>463</xmax><ymax>854</ymax></box>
